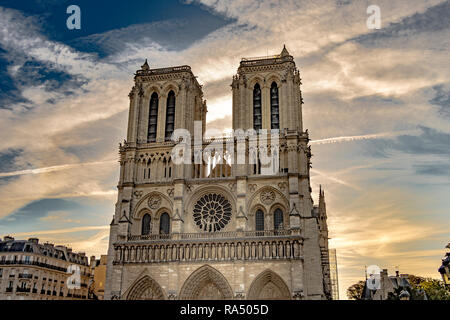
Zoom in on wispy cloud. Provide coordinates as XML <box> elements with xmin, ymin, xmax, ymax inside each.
<box><xmin>0</xmin><ymin>0</ymin><xmax>449</xmax><ymax>300</ymax></box>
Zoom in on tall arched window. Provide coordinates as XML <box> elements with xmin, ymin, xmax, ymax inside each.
<box><xmin>148</xmin><ymin>92</ymin><xmax>159</xmax><ymax>142</ymax></box>
<box><xmin>274</xmin><ymin>208</ymin><xmax>283</xmax><ymax>230</ymax></box>
<box><xmin>141</xmin><ymin>214</ymin><xmax>151</xmax><ymax>235</ymax></box>
<box><xmin>165</xmin><ymin>90</ymin><xmax>175</xmax><ymax>139</ymax></box>
<box><xmin>270</xmin><ymin>82</ymin><xmax>279</xmax><ymax>129</ymax></box>
<box><xmin>253</xmin><ymin>83</ymin><xmax>262</xmax><ymax>131</ymax></box>
<box><xmin>255</xmin><ymin>209</ymin><xmax>264</xmax><ymax>232</ymax></box>
<box><xmin>159</xmin><ymin>213</ymin><xmax>170</xmax><ymax>234</ymax></box>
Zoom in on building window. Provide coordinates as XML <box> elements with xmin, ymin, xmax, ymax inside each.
<box><xmin>165</xmin><ymin>90</ymin><xmax>175</xmax><ymax>139</ymax></box>
<box><xmin>141</xmin><ymin>214</ymin><xmax>151</xmax><ymax>235</ymax></box>
<box><xmin>163</xmin><ymin>159</ymin><xmax>167</xmax><ymax>178</ymax></box>
<box><xmin>253</xmin><ymin>83</ymin><xmax>262</xmax><ymax>131</ymax></box>
<box><xmin>147</xmin><ymin>92</ymin><xmax>159</xmax><ymax>142</ymax></box>
<box><xmin>255</xmin><ymin>210</ymin><xmax>264</xmax><ymax>231</ymax></box>
<box><xmin>274</xmin><ymin>208</ymin><xmax>284</xmax><ymax>230</ymax></box>
<box><xmin>159</xmin><ymin>213</ymin><xmax>170</xmax><ymax>235</ymax></box>
<box><xmin>270</xmin><ymin>82</ymin><xmax>279</xmax><ymax>129</ymax></box>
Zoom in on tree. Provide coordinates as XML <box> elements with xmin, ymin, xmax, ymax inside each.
<box><xmin>347</xmin><ymin>274</ymin><xmax>450</xmax><ymax>300</ymax></box>
<box><xmin>346</xmin><ymin>280</ymin><xmax>365</xmax><ymax>300</ymax></box>
<box><xmin>419</xmin><ymin>278</ymin><xmax>450</xmax><ymax>300</ymax></box>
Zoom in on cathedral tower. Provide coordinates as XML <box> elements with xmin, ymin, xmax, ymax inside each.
<box><xmin>104</xmin><ymin>46</ymin><xmax>331</xmax><ymax>300</ymax></box>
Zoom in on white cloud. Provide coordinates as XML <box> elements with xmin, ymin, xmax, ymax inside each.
<box><xmin>0</xmin><ymin>1</ymin><xmax>449</xmax><ymax>299</ymax></box>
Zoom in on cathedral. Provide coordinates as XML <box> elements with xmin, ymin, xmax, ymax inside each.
<box><xmin>104</xmin><ymin>46</ymin><xmax>332</xmax><ymax>300</ymax></box>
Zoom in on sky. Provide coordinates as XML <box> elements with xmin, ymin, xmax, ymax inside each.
<box><xmin>0</xmin><ymin>0</ymin><xmax>449</xmax><ymax>299</ymax></box>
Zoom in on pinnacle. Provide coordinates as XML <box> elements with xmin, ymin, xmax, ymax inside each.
<box><xmin>281</xmin><ymin>44</ymin><xmax>290</xmax><ymax>57</ymax></box>
<box><xmin>141</xmin><ymin>59</ymin><xmax>150</xmax><ymax>70</ymax></box>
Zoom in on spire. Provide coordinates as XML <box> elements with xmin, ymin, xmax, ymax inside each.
<box><xmin>280</xmin><ymin>44</ymin><xmax>290</xmax><ymax>57</ymax></box>
<box><xmin>141</xmin><ymin>59</ymin><xmax>150</xmax><ymax>70</ymax></box>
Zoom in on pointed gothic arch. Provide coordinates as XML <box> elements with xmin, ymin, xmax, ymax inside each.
<box><xmin>126</xmin><ymin>275</ymin><xmax>165</xmax><ymax>300</ymax></box>
<box><xmin>253</xmin><ymin>83</ymin><xmax>262</xmax><ymax>131</ymax></box>
<box><xmin>179</xmin><ymin>265</ymin><xmax>233</xmax><ymax>300</ymax></box>
<box><xmin>148</xmin><ymin>92</ymin><xmax>159</xmax><ymax>142</ymax></box>
<box><xmin>255</xmin><ymin>209</ymin><xmax>265</xmax><ymax>231</ymax></box>
<box><xmin>159</xmin><ymin>212</ymin><xmax>170</xmax><ymax>234</ymax></box>
<box><xmin>270</xmin><ymin>82</ymin><xmax>280</xmax><ymax>129</ymax></box>
<box><xmin>247</xmin><ymin>269</ymin><xmax>291</xmax><ymax>300</ymax></box>
<box><xmin>141</xmin><ymin>213</ymin><xmax>151</xmax><ymax>235</ymax></box>
<box><xmin>165</xmin><ymin>90</ymin><xmax>176</xmax><ymax>139</ymax></box>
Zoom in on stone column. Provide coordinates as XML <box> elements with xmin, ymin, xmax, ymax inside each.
<box><xmin>172</xmin><ymin>181</ymin><xmax>185</xmax><ymax>233</ymax></box>
<box><xmin>137</xmin><ymin>89</ymin><xmax>147</xmax><ymax>143</ymax></box>
<box><xmin>157</xmin><ymin>94</ymin><xmax>166</xmax><ymax>142</ymax></box>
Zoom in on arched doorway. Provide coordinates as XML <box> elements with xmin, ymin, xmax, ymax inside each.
<box><xmin>126</xmin><ymin>275</ymin><xmax>165</xmax><ymax>300</ymax></box>
<box><xmin>179</xmin><ymin>265</ymin><xmax>233</xmax><ymax>300</ymax></box>
<box><xmin>247</xmin><ymin>270</ymin><xmax>291</xmax><ymax>300</ymax></box>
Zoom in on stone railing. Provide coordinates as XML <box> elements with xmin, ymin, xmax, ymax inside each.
<box><xmin>113</xmin><ymin>230</ymin><xmax>302</xmax><ymax>264</ymax></box>
<box><xmin>127</xmin><ymin>229</ymin><xmax>292</xmax><ymax>242</ymax></box>
<box><xmin>135</xmin><ymin>65</ymin><xmax>191</xmax><ymax>76</ymax></box>
<box><xmin>239</xmin><ymin>55</ymin><xmax>293</xmax><ymax>67</ymax></box>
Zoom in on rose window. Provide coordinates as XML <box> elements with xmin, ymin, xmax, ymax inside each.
<box><xmin>193</xmin><ymin>193</ymin><xmax>232</xmax><ymax>232</ymax></box>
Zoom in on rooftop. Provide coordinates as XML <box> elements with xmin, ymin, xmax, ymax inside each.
<box><xmin>239</xmin><ymin>45</ymin><xmax>294</xmax><ymax>69</ymax></box>
<box><xmin>0</xmin><ymin>237</ymin><xmax>89</xmax><ymax>266</ymax></box>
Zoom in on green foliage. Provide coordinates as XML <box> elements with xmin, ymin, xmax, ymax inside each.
<box><xmin>346</xmin><ymin>280</ymin><xmax>365</xmax><ymax>300</ymax></box>
<box><xmin>347</xmin><ymin>275</ymin><xmax>450</xmax><ymax>300</ymax></box>
<box><xmin>418</xmin><ymin>278</ymin><xmax>450</xmax><ymax>300</ymax></box>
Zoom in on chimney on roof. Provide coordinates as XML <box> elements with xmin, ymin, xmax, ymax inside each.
<box><xmin>28</xmin><ymin>238</ymin><xmax>39</xmax><ymax>244</ymax></box>
<box><xmin>90</xmin><ymin>255</ymin><xmax>96</xmax><ymax>267</ymax></box>
<box><xmin>100</xmin><ymin>255</ymin><xmax>108</xmax><ymax>265</ymax></box>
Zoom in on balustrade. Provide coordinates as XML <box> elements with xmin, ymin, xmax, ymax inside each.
<box><xmin>113</xmin><ymin>231</ymin><xmax>302</xmax><ymax>264</ymax></box>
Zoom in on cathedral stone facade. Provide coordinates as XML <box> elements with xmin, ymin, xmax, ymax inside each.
<box><xmin>104</xmin><ymin>46</ymin><xmax>331</xmax><ymax>300</ymax></box>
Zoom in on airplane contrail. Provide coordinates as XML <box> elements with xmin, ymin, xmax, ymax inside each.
<box><xmin>310</xmin><ymin>169</ymin><xmax>361</xmax><ymax>191</ymax></box>
<box><xmin>0</xmin><ymin>160</ymin><xmax>117</xmax><ymax>178</ymax></box>
<box><xmin>310</xmin><ymin>130</ymin><xmax>419</xmax><ymax>145</ymax></box>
